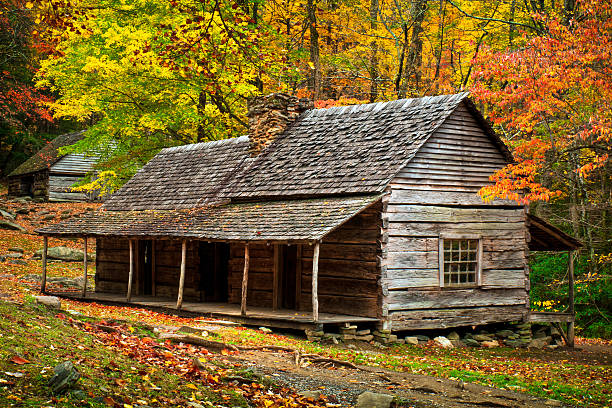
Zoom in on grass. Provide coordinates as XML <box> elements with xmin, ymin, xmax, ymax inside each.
<box><xmin>0</xmin><ymin>299</ymin><xmax>252</xmax><ymax>407</ymax></box>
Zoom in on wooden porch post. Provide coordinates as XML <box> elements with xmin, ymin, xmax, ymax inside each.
<box><xmin>82</xmin><ymin>237</ymin><xmax>88</xmax><ymax>298</ymax></box>
<box><xmin>312</xmin><ymin>241</ymin><xmax>320</xmax><ymax>322</ymax></box>
<box><xmin>241</xmin><ymin>243</ymin><xmax>250</xmax><ymax>316</ymax></box>
<box><xmin>127</xmin><ymin>239</ymin><xmax>134</xmax><ymax>302</ymax></box>
<box><xmin>41</xmin><ymin>236</ymin><xmax>48</xmax><ymax>293</ymax></box>
<box><xmin>176</xmin><ymin>240</ymin><xmax>187</xmax><ymax>310</ymax></box>
<box><xmin>567</xmin><ymin>250</ymin><xmax>575</xmax><ymax>347</ymax></box>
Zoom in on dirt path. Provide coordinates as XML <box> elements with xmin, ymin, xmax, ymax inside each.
<box><xmin>230</xmin><ymin>349</ymin><xmax>566</xmax><ymax>408</ymax></box>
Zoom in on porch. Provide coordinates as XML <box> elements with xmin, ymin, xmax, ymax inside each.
<box><xmin>46</xmin><ymin>291</ymin><xmax>379</xmax><ymax>331</ymax></box>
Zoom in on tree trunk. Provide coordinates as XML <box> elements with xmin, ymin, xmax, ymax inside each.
<box><xmin>403</xmin><ymin>0</ymin><xmax>427</xmax><ymax>97</ymax></box>
<box><xmin>395</xmin><ymin>23</ymin><xmax>409</xmax><ymax>98</ymax></box>
<box><xmin>307</xmin><ymin>0</ymin><xmax>322</xmax><ymax>100</ymax></box>
<box><xmin>368</xmin><ymin>0</ymin><xmax>379</xmax><ymax>102</ymax></box>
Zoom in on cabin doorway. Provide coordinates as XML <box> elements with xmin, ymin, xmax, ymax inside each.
<box><xmin>199</xmin><ymin>242</ymin><xmax>229</xmax><ymax>302</ymax></box>
<box><xmin>20</xmin><ymin>176</ymin><xmax>34</xmax><ymax>196</ymax></box>
<box><xmin>276</xmin><ymin>245</ymin><xmax>298</xmax><ymax>310</ymax></box>
<box><xmin>139</xmin><ymin>240</ymin><xmax>154</xmax><ymax>295</ymax></box>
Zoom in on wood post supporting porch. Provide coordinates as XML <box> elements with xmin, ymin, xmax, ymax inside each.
<box><xmin>312</xmin><ymin>241</ymin><xmax>320</xmax><ymax>323</ymax></box>
<box><xmin>127</xmin><ymin>239</ymin><xmax>134</xmax><ymax>302</ymax></box>
<box><xmin>241</xmin><ymin>243</ymin><xmax>249</xmax><ymax>316</ymax></box>
<box><xmin>82</xmin><ymin>237</ymin><xmax>88</xmax><ymax>298</ymax></box>
<box><xmin>176</xmin><ymin>239</ymin><xmax>187</xmax><ymax>309</ymax></box>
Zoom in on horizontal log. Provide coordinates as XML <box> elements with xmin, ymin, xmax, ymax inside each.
<box><xmin>388</xmin><ymin>221</ymin><xmax>526</xmax><ymax>238</ymax></box>
<box><xmin>385</xmin><ymin>288</ymin><xmax>527</xmax><ymax>311</ymax></box>
<box><xmin>299</xmin><ymin>293</ymin><xmax>379</xmax><ymax>318</ymax></box>
<box><xmin>383</xmin><ymin>268</ymin><xmax>439</xmax><ymax>289</ymax></box>
<box><xmin>385</xmin><ymin>205</ymin><xmax>525</xmax><ymax>223</ymax></box>
<box><xmin>301</xmin><ymin>275</ymin><xmax>379</xmax><ymax>298</ymax></box>
<box><xmin>385</xmin><ymin>237</ymin><xmax>439</xmax><ymax>253</ymax></box>
<box><xmin>385</xmin><ymin>250</ymin><xmax>438</xmax><ymax>269</ymax></box>
<box><xmin>302</xmin><ymin>243</ymin><xmax>378</xmax><ymax>261</ymax></box>
<box><xmin>389</xmin><ymin>305</ymin><xmax>528</xmax><ymax>330</ymax></box>
<box><xmin>388</xmin><ymin>189</ymin><xmax>521</xmax><ymax>207</ymax></box>
<box><xmin>481</xmin><ymin>269</ymin><xmax>526</xmax><ymax>289</ymax></box>
<box><xmin>300</xmin><ymin>258</ymin><xmax>378</xmax><ymax>279</ymax></box>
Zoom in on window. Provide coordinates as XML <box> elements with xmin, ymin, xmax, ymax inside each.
<box><xmin>439</xmin><ymin>237</ymin><xmax>482</xmax><ymax>287</ymax></box>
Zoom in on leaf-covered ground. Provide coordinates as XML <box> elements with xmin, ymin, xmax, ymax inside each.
<box><xmin>1</xmin><ymin>199</ymin><xmax>611</xmax><ymax>407</ymax></box>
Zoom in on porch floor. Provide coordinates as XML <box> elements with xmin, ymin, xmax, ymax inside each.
<box><xmin>50</xmin><ymin>291</ymin><xmax>380</xmax><ymax>331</ymax></box>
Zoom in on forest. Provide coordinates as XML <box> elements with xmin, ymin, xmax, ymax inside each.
<box><xmin>0</xmin><ymin>0</ymin><xmax>610</xmax><ymax>337</ymax></box>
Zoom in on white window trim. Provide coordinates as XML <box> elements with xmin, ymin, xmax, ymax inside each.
<box><xmin>438</xmin><ymin>234</ymin><xmax>483</xmax><ymax>288</ymax></box>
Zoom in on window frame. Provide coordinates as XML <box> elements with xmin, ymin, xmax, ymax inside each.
<box><xmin>438</xmin><ymin>234</ymin><xmax>483</xmax><ymax>288</ymax></box>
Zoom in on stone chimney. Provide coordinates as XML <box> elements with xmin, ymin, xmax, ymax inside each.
<box><xmin>247</xmin><ymin>93</ymin><xmax>313</xmax><ymax>156</ymax></box>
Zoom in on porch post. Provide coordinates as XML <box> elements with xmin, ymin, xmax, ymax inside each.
<box><xmin>312</xmin><ymin>241</ymin><xmax>320</xmax><ymax>322</ymax></box>
<box><xmin>127</xmin><ymin>239</ymin><xmax>134</xmax><ymax>302</ymax></box>
<box><xmin>82</xmin><ymin>237</ymin><xmax>88</xmax><ymax>298</ymax></box>
<box><xmin>241</xmin><ymin>243</ymin><xmax>250</xmax><ymax>316</ymax></box>
<box><xmin>176</xmin><ymin>239</ymin><xmax>187</xmax><ymax>310</ymax></box>
<box><xmin>41</xmin><ymin>236</ymin><xmax>48</xmax><ymax>293</ymax></box>
<box><xmin>567</xmin><ymin>250</ymin><xmax>575</xmax><ymax>347</ymax></box>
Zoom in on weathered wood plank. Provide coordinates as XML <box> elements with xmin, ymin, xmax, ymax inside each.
<box><xmin>385</xmin><ymin>288</ymin><xmax>527</xmax><ymax>311</ymax></box>
<box><xmin>389</xmin><ymin>306</ymin><xmax>528</xmax><ymax>330</ymax></box>
<box><xmin>386</xmin><ymin>237</ymin><xmax>439</xmax><ymax>253</ymax></box>
<box><xmin>388</xmin><ymin>189</ymin><xmax>520</xmax><ymax>207</ymax></box>
<box><xmin>481</xmin><ymin>269</ymin><xmax>526</xmax><ymax>289</ymax></box>
<box><xmin>383</xmin><ymin>268</ymin><xmax>439</xmax><ymax>289</ymax></box>
<box><xmin>386</xmin><ymin>250</ymin><xmax>438</xmax><ymax>269</ymax></box>
<box><xmin>386</xmin><ymin>205</ymin><xmax>525</xmax><ymax>223</ymax></box>
<box><xmin>388</xmin><ymin>221</ymin><xmax>525</xmax><ymax>238</ymax></box>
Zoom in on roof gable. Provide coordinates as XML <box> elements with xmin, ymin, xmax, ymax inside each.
<box><xmin>8</xmin><ymin>131</ymin><xmax>85</xmax><ymax>177</ymax></box>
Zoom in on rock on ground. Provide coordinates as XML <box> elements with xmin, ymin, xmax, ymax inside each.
<box><xmin>34</xmin><ymin>246</ymin><xmax>95</xmax><ymax>262</ymax></box>
<box><xmin>35</xmin><ymin>296</ymin><xmax>61</xmax><ymax>309</ymax></box>
<box><xmin>48</xmin><ymin>361</ymin><xmax>80</xmax><ymax>394</ymax></box>
<box><xmin>356</xmin><ymin>391</ymin><xmax>394</xmax><ymax>408</ymax></box>
<box><xmin>434</xmin><ymin>336</ymin><xmax>454</xmax><ymax>349</ymax></box>
<box><xmin>0</xmin><ymin>219</ymin><xmax>26</xmax><ymax>232</ymax></box>
<box><xmin>404</xmin><ymin>336</ymin><xmax>419</xmax><ymax>345</ymax></box>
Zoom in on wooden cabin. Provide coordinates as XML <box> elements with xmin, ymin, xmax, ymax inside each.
<box><xmin>37</xmin><ymin>93</ymin><xmax>581</xmax><ymax>333</ymax></box>
<box><xmin>8</xmin><ymin>131</ymin><xmax>99</xmax><ymax>202</ymax></box>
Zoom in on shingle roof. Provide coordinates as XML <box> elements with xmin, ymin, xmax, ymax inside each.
<box><xmin>8</xmin><ymin>131</ymin><xmax>85</xmax><ymax>177</ymax></box>
<box><xmin>37</xmin><ymin>195</ymin><xmax>381</xmax><ymax>241</ymax></box>
<box><xmin>103</xmin><ymin>136</ymin><xmax>250</xmax><ymax>211</ymax></box>
<box><xmin>229</xmin><ymin>93</ymin><xmax>469</xmax><ymax>199</ymax></box>
<box><xmin>102</xmin><ymin>93</ymin><xmax>472</xmax><ymax>212</ymax></box>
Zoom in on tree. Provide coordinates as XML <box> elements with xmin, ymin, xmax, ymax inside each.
<box><xmin>35</xmin><ymin>0</ymin><xmax>279</xmax><ymax>189</ymax></box>
<box><xmin>0</xmin><ymin>0</ymin><xmax>54</xmax><ymax>176</ymax></box>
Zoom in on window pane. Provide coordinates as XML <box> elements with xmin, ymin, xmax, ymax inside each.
<box><xmin>443</xmin><ymin>239</ymin><xmax>479</xmax><ymax>286</ymax></box>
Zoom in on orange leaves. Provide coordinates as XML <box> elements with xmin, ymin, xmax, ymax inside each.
<box><xmin>9</xmin><ymin>355</ymin><xmax>30</xmax><ymax>365</ymax></box>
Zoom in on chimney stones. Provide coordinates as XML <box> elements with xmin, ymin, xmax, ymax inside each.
<box><xmin>247</xmin><ymin>93</ymin><xmax>313</xmax><ymax>156</ymax></box>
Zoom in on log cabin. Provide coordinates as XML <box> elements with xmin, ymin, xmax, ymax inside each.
<box><xmin>37</xmin><ymin>93</ymin><xmax>581</xmax><ymax>335</ymax></box>
<box><xmin>8</xmin><ymin>131</ymin><xmax>100</xmax><ymax>202</ymax></box>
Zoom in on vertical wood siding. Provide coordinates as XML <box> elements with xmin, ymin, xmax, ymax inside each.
<box><xmin>382</xmin><ymin>101</ymin><xmax>530</xmax><ymax>330</ymax></box>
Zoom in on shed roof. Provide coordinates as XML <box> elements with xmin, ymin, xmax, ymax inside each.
<box><xmin>37</xmin><ymin>195</ymin><xmax>381</xmax><ymax>241</ymax></box>
<box><xmin>528</xmin><ymin>214</ymin><xmax>582</xmax><ymax>251</ymax></box>
<box><xmin>8</xmin><ymin>131</ymin><xmax>85</xmax><ymax>177</ymax></box>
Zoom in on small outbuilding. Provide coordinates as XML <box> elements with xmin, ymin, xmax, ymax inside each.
<box><xmin>37</xmin><ymin>93</ymin><xmax>581</xmax><ymax>337</ymax></box>
<box><xmin>7</xmin><ymin>131</ymin><xmax>99</xmax><ymax>202</ymax></box>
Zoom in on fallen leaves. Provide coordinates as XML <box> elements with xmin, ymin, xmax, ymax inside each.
<box><xmin>9</xmin><ymin>356</ymin><xmax>30</xmax><ymax>365</ymax></box>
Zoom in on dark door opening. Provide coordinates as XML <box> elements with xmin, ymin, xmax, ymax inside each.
<box><xmin>199</xmin><ymin>242</ymin><xmax>229</xmax><ymax>302</ymax></box>
<box><xmin>140</xmin><ymin>240</ymin><xmax>153</xmax><ymax>295</ymax></box>
<box><xmin>280</xmin><ymin>245</ymin><xmax>298</xmax><ymax>309</ymax></box>
<box><xmin>20</xmin><ymin>176</ymin><xmax>34</xmax><ymax>196</ymax></box>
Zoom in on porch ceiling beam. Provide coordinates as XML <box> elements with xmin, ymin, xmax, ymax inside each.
<box><xmin>312</xmin><ymin>241</ymin><xmax>320</xmax><ymax>323</ymax></box>
<box><xmin>241</xmin><ymin>243</ymin><xmax>250</xmax><ymax>316</ymax></box>
<box><xmin>41</xmin><ymin>236</ymin><xmax>48</xmax><ymax>293</ymax></box>
<box><xmin>127</xmin><ymin>239</ymin><xmax>134</xmax><ymax>302</ymax></box>
<box><xmin>177</xmin><ymin>239</ymin><xmax>187</xmax><ymax>310</ymax></box>
<box><xmin>82</xmin><ymin>237</ymin><xmax>88</xmax><ymax>298</ymax></box>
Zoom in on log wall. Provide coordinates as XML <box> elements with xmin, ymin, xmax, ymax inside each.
<box><xmin>383</xmin><ymin>101</ymin><xmax>530</xmax><ymax>331</ymax></box>
<box><xmin>96</xmin><ymin>238</ymin><xmax>202</xmax><ymax>301</ymax></box>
